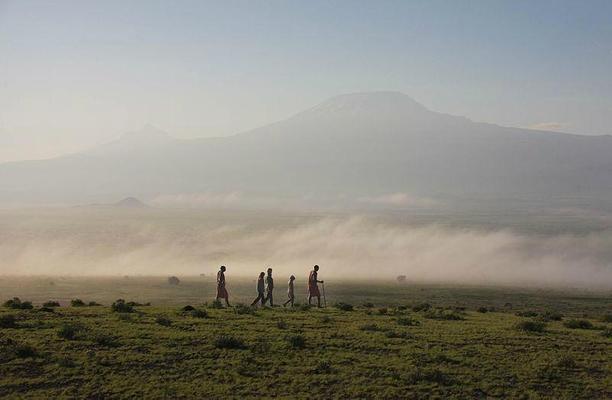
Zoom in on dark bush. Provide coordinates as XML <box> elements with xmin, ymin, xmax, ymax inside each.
<box><xmin>215</xmin><ymin>335</ymin><xmax>245</xmax><ymax>349</ymax></box>
<box><xmin>191</xmin><ymin>309</ymin><xmax>208</xmax><ymax>318</ymax></box>
<box><xmin>167</xmin><ymin>276</ymin><xmax>180</xmax><ymax>285</ymax></box>
<box><xmin>385</xmin><ymin>330</ymin><xmax>411</xmax><ymax>339</ymax></box>
<box><xmin>362</xmin><ymin>302</ymin><xmax>375</xmax><ymax>308</ymax></box>
<box><xmin>234</xmin><ymin>303</ymin><xmax>255</xmax><ymax>315</ymax></box>
<box><xmin>0</xmin><ymin>314</ymin><xmax>17</xmax><ymax>328</ymax></box>
<box><xmin>377</xmin><ymin>308</ymin><xmax>388</xmax><ymax>315</ymax></box>
<box><xmin>276</xmin><ymin>319</ymin><xmax>288</xmax><ymax>329</ymax></box>
<box><xmin>601</xmin><ymin>328</ymin><xmax>612</xmax><ymax>338</ymax></box>
<box><xmin>397</xmin><ymin>317</ymin><xmax>420</xmax><ymax>326</ymax></box>
<box><xmin>181</xmin><ymin>305</ymin><xmax>195</xmax><ymax>312</ymax></box>
<box><xmin>126</xmin><ymin>301</ymin><xmax>148</xmax><ymax>307</ymax></box>
<box><xmin>4</xmin><ymin>298</ymin><xmax>33</xmax><ymax>310</ymax></box>
<box><xmin>424</xmin><ymin>309</ymin><xmax>465</xmax><ymax>321</ymax></box>
<box><xmin>515</xmin><ymin>310</ymin><xmax>538</xmax><ymax>318</ymax></box>
<box><xmin>88</xmin><ymin>301</ymin><xmax>101</xmax><ymax>307</ymax></box>
<box><xmin>359</xmin><ymin>323</ymin><xmax>381</xmax><ymax>332</ymax></box>
<box><xmin>334</xmin><ymin>302</ymin><xmax>353</xmax><ymax>311</ymax></box>
<box><xmin>155</xmin><ymin>316</ymin><xmax>172</xmax><ymax>327</ymax></box>
<box><xmin>94</xmin><ymin>334</ymin><xmax>120</xmax><ymax>347</ymax></box>
<box><xmin>111</xmin><ymin>299</ymin><xmax>134</xmax><ymax>313</ymax></box>
<box><xmin>43</xmin><ymin>301</ymin><xmax>61</xmax><ymax>308</ymax></box>
<box><xmin>287</xmin><ymin>334</ymin><xmax>306</xmax><ymax>349</ymax></box>
<box><xmin>39</xmin><ymin>306</ymin><xmax>54</xmax><ymax>313</ymax></box>
<box><xmin>556</xmin><ymin>355</ymin><xmax>577</xmax><ymax>369</ymax></box>
<box><xmin>412</xmin><ymin>303</ymin><xmax>431</xmax><ymax>312</ymax></box>
<box><xmin>71</xmin><ymin>299</ymin><xmax>86</xmax><ymax>307</ymax></box>
<box><xmin>15</xmin><ymin>344</ymin><xmax>37</xmax><ymax>358</ymax></box>
<box><xmin>58</xmin><ymin>323</ymin><xmax>83</xmax><ymax>340</ymax></box>
<box><xmin>396</xmin><ymin>275</ymin><xmax>407</xmax><ymax>283</ymax></box>
<box><xmin>313</xmin><ymin>360</ymin><xmax>333</xmax><ymax>374</ymax></box>
<box><xmin>564</xmin><ymin>319</ymin><xmax>593</xmax><ymax>330</ymax></box>
<box><xmin>540</xmin><ymin>311</ymin><xmax>563</xmax><ymax>321</ymax></box>
<box><xmin>477</xmin><ymin>307</ymin><xmax>488</xmax><ymax>313</ymax></box>
<box><xmin>516</xmin><ymin>320</ymin><xmax>546</xmax><ymax>333</ymax></box>
<box><xmin>211</xmin><ymin>299</ymin><xmax>223</xmax><ymax>309</ymax></box>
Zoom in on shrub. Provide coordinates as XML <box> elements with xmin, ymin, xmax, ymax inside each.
<box><xmin>111</xmin><ymin>299</ymin><xmax>134</xmax><ymax>313</ymax></box>
<box><xmin>94</xmin><ymin>334</ymin><xmax>120</xmax><ymax>347</ymax></box>
<box><xmin>477</xmin><ymin>307</ymin><xmax>488</xmax><ymax>313</ymax></box>
<box><xmin>276</xmin><ymin>319</ymin><xmax>288</xmax><ymax>329</ymax></box>
<box><xmin>0</xmin><ymin>314</ymin><xmax>17</xmax><ymax>328</ymax></box>
<box><xmin>359</xmin><ymin>323</ymin><xmax>381</xmax><ymax>332</ymax></box>
<box><xmin>424</xmin><ymin>309</ymin><xmax>465</xmax><ymax>321</ymax></box>
<box><xmin>313</xmin><ymin>360</ymin><xmax>332</xmax><ymax>374</ymax></box>
<box><xmin>397</xmin><ymin>317</ymin><xmax>420</xmax><ymax>326</ymax></box>
<box><xmin>191</xmin><ymin>309</ymin><xmax>208</xmax><ymax>318</ymax></box>
<box><xmin>88</xmin><ymin>301</ymin><xmax>101</xmax><ymax>307</ymax></box>
<box><xmin>70</xmin><ymin>299</ymin><xmax>86</xmax><ymax>307</ymax></box>
<box><xmin>211</xmin><ymin>299</ymin><xmax>223</xmax><ymax>309</ymax></box>
<box><xmin>4</xmin><ymin>298</ymin><xmax>33</xmax><ymax>310</ymax></box>
<box><xmin>556</xmin><ymin>355</ymin><xmax>577</xmax><ymax>369</ymax></box>
<box><xmin>167</xmin><ymin>276</ymin><xmax>180</xmax><ymax>285</ymax></box>
<box><xmin>602</xmin><ymin>314</ymin><xmax>612</xmax><ymax>323</ymax></box>
<box><xmin>396</xmin><ymin>275</ymin><xmax>407</xmax><ymax>283</ymax></box>
<box><xmin>516</xmin><ymin>320</ymin><xmax>546</xmax><ymax>333</ymax></box>
<box><xmin>385</xmin><ymin>330</ymin><xmax>411</xmax><ymax>339</ymax></box>
<box><xmin>155</xmin><ymin>316</ymin><xmax>172</xmax><ymax>327</ymax></box>
<box><xmin>377</xmin><ymin>308</ymin><xmax>388</xmax><ymax>315</ymax></box>
<box><xmin>234</xmin><ymin>303</ymin><xmax>255</xmax><ymax>315</ymax></box>
<box><xmin>58</xmin><ymin>323</ymin><xmax>83</xmax><ymax>340</ymax></box>
<box><xmin>564</xmin><ymin>319</ymin><xmax>593</xmax><ymax>330</ymax></box>
<box><xmin>215</xmin><ymin>335</ymin><xmax>245</xmax><ymax>349</ymax></box>
<box><xmin>14</xmin><ymin>344</ymin><xmax>37</xmax><ymax>358</ymax></box>
<box><xmin>515</xmin><ymin>310</ymin><xmax>538</xmax><ymax>318</ymax></box>
<box><xmin>287</xmin><ymin>334</ymin><xmax>306</xmax><ymax>349</ymax></box>
<box><xmin>601</xmin><ymin>328</ymin><xmax>612</xmax><ymax>338</ymax></box>
<box><xmin>334</xmin><ymin>302</ymin><xmax>353</xmax><ymax>312</ymax></box>
<box><xmin>39</xmin><ymin>306</ymin><xmax>55</xmax><ymax>313</ymax></box>
<box><xmin>181</xmin><ymin>305</ymin><xmax>196</xmax><ymax>312</ymax></box>
<box><xmin>362</xmin><ymin>302</ymin><xmax>375</xmax><ymax>308</ymax></box>
<box><xmin>540</xmin><ymin>311</ymin><xmax>563</xmax><ymax>322</ymax></box>
<box><xmin>43</xmin><ymin>301</ymin><xmax>61</xmax><ymax>308</ymax></box>
<box><xmin>412</xmin><ymin>303</ymin><xmax>431</xmax><ymax>312</ymax></box>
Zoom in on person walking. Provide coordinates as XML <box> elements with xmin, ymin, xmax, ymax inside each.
<box><xmin>283</xmin><ymin>275</ymin><xmax>296</xmax><ymax>307</ymax></box>
<box><xmin>251</xmin><ymin>272</ymin><xmax>266</xmax><ymax>307</ymax></box>
<box><xmin>263</xmin><ymin>267</ymin><xmax>274</xmax><ymax>306</ymax></box>
<box><xmin>216</xmin><ymin>265</ymin><xmax>230</xmax><ymax>307</ymax></box>
<box><xmin>308</xmin><ymin>265</ymin><xmax>324</xmax><ymax>307</ymax></box>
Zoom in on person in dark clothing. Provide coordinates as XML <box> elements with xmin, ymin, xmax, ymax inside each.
<box><xmin>308</xmin><ymin>265</ymin><xmax>324</xmax><ymax>307</ymax></box>
<box><xmin>251</xmin><ymin>272</ymin><xmax>266</xmax><ymax>307</ymax></box>
<box><xmin>283</xmin><ymin>275</ymin><xmax>296</xmax><ymax>307</ymax></box>
<box><xmin>216</xmin><ymin>265</ymin><xmax>230</xmax><ymax>307</ymax></box>
<box><xmin>263</xmin><ymin>267</ymin><xmax>274</xmax><ymax>306</ymax></box>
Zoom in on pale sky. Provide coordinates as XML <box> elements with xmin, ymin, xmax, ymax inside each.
<box><xmin>1</xmin><ymin>0</ymin><xmax>611</xmax><ymax>162</ymax></box>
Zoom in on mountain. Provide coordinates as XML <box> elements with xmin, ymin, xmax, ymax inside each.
<box><xmin>1</xmin><ymin>91</ymin><xmax>611</xmax><ymax>207</ymax></box>
<box><xmin>114</xmin><ymin>197</ymin><xmax>147</xmax><ymax>208</ymax></box>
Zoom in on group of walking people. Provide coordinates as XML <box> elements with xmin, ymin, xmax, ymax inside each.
<box><xmin>215</xmin><ymin>265</ymin><xmax>325</xmax><ymax>308</ymax></box>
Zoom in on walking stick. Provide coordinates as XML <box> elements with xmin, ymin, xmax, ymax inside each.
<box><xmin>322</xmin><ymin>282</ymin><xmax>327</xmax><ymax>308</ymax></box>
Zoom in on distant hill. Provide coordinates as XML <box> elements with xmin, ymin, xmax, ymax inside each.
<box><xmin>114</xmin><ymin>197</ymin><xmax>147</xmax><ymax>208</ymax></box>
<box><xmin>0</xmin><ymin>92</ymin><xmax>611</xmax><ymax>208</ymax></box>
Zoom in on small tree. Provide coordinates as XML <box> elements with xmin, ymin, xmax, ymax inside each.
<box><xmin>167</xmin><ymin>276</ymin><xmax>180</xmax><ymax>285</ymax></box>
<box><xmin>396</xmin><ymin>275</ymin><xmax>407</xmax><ymax>283</ymax></box>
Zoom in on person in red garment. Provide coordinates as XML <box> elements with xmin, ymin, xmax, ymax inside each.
<box><xmin>216</xmin><ymin>265</ymin><xmax>230</xmax><ymax>307</ymax></box>
<box><xmin>308</xmin><ymin>265</ymin><xmax>324</xmax><ymax>307</ymax></box>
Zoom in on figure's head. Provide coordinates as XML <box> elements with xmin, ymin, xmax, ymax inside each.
<box><xmin>314</xmin><ymin>265</ymin><xmax>319</xmax><ymax>271</ymax></box>
<box><xmin>289</xmin><ymin>275</ymin><xmax>295</xmax><ymax>281</ymax></box>
<box><xmin>267</xmin><ymin>267</ymin><xmax>272</xmax><ymax>275</ymax></box>
<box><xmin>259</xmin><ymin>272</ymin><xmax>265</xmax><ymax>278</ymax></box>
<box><xmin>220</xmin><ymin>265</ymin><xmax>226</xmax><ymax>272</ymax></box>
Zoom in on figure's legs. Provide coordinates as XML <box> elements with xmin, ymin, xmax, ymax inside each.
<box><xmin>317</xmin><ymin>295</ymin><xmax>321</xmax><ymax>308</ymax></box>
<box><xmin>308</xmin><ymin>295</ymin><xmax>313</xmax><ymax>305</ymax></box>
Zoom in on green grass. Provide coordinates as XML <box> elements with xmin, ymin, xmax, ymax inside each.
<box><xmin>1</xmin><ymin>297</ymin><xmax>611</xmax><ymax>398</ymax></box>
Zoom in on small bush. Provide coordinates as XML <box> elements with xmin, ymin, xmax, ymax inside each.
<box><xmin>334</xmin><ymin>302</ymin><xmax>353</xmax><ymax>312</ymax></box>
<box><xmin>477</xmin><ymin>307</ymin><xmax>488</xmax><ymax>313</ymax></box>
<box><xmin>211</xmin><ymin>299</ymin><xmax>223</xmax><ymax>309</ymax></box>
<box><xmin>359</xmin><ymin>323</ymin><xmax>381</xmax><ymax>332</ymax></box>
<box><xmin>385</xmin><ymin>330</ymin><xmax>411</xmax><ymax>339</ymax></box>
<box><xmin>377</xmin><ymin>308</ymin><xmax>388</xmax><ymax>315</ymax></box>
<box><xmin>313</xmin><ymin>360</ymin><xmax>333</xmax><ymax>374</ymax></box>
<box><xmin>276</xmin><ymin>319</ymin><xmax>288</xmax><ymax>329</ymax></box>
<box><xmin>0</xmin><ymin>314</ymin><xmax>17</xmax><ymax>328</ymax></box>
<box><xmin>540</xmin><ymin>311</ymin><xmax>563</xmax><ymax>322</ymax></box>
<box><xmin>564</xmin><ymin>319</ymin><xmax>593</xmax><ymax>330</ymax></box>
<box><xmin>168</xmin><ymin>276</ymin><xmax>180</xmax><ymax>285</ymax></box>
<box><xmin>516</xmin><ymin>320</ymin><xmax>546</xmax><ymax>333</ymax></box>
<box><xmin>94</xmin><ymin>334</ymin><xmax>120</xmax><ymax>347</ymax></box>
<box><xmin>215</xmin><ymin>335</ymin><xmax>245</xmax><ymax>349</ymax></box>
<box><xmin>43</xmin><ymin>301</ymin><xmax>61</xmax><ymax>308</ymax></box>
<box><xmin>4</xmin><ymin>298</ymin><xmax>33</xmax><ymax>310</ymax></box>
<box><xmin>181</xmin><ymin>305</ymin><xmax>196</xmax><ymax>312</ymax></box>
<box><xmin>556</xmin><ymin>355</ymin><xmax>577</xmax><ymax>369</ymax></box>
<box><xmin>191</xmin><ymin>309</ymin><xmax>208</xmax><ymax>318</ymax></box>
<box><xmin>412</xmin><ymin>303</ymin><xmax>431</xmax><ymax>312</ymax></box>
<box><xmin>111</xmin><ymin>299</ymin><xmax>134</xmax><ymax>313</ymax></box>
<box><xmin>88</xmin><ymin>301</ymin><xmax>101</xmax><ymax>307</ymax></box>
<box><xmin>58</xmin><ymin>323</ymin><xmax>83</xmax><ymax>340</ymax></box>
<box><xmin>424</xmin><ymin>309</ymin><xmax>465</xmax><ymax>321</ymax></box>
<box><xmin>397</xmin><ymin>317</ymin><xmax>420</xmax><ymax>326</ymax></box>
<box><xmin>362</xmin><ymin>302</ymin><xmax>375</xmax><ymax>308</ymax></box>
<box><xmin>15</xmin><ymin>344</ymin><xmax>37</xmax><ymax>358</ymax></box>
<box><xmin>234</xmin><ymin>303</ymin><xmax>255</xmax><ymax>315</ymax></box>
<box><xmin>287</xmin><ymin>334</ymin><xmax>306</xmax><ymax>349</ymax></box>
<box><xmin>601</xmin><ymin>328</ymin><xmax>612</xmax><ymax>338</ymax></box>
<box><xmin>39</xmin><ymin>306</ymin><xmax>54</xmax><ymax>313</ymax></box>
<box><xmin>515</xmin><ymin>310</ymin><xmax>538</xmax><ymax>318</ymax></box>
<box><xmin>155</xmin><ymin>316</ymin><xmax>172</xmax><ymax>327</ymax></box>
<box><xmin>70</xmin><ymin>299</ymin><xmax>86</xmax><ymax>307</ymax></box>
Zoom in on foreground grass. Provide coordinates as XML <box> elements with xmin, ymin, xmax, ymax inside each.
<box><xmin>1</xmin><ymin>300</ymin><xmax>610</xmax><ymax>399</ymax></box>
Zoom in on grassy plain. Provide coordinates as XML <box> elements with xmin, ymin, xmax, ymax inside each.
<box><xmin>0</xmin><ymin>278</ymin><xmax>610</xmax><ymax>399</ymax></box>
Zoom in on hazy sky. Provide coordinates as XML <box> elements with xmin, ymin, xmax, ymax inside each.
<box><xmin>1</xmin><ymin>0</ymin><xmax>611</xmax><ymax>162</ymax></box>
